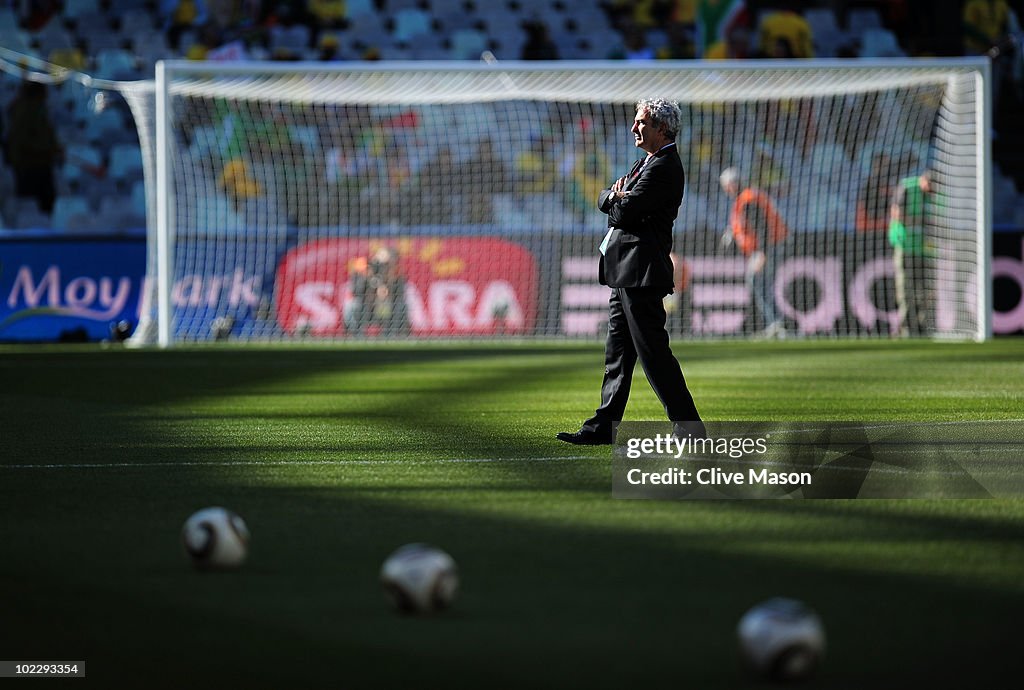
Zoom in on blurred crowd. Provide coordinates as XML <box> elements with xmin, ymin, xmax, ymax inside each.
<box><xmin>1</xmin><ymin>0</ymin><xmax>1022</xmax><ymax>231</ymax></box>
<box><xmin>0</xmin><ymin>1</ymin><xmax>1011</xmax><ymax>64</ymax></box>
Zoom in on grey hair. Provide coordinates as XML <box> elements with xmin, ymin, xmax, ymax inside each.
<box><xmin>636</xmin><ymin>98</ymin><xmax>682</xmax><ymax>139</ymax></box>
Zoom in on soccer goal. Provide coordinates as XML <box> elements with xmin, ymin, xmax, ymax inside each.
<box><xmin>120</xmin><ymin>58</ymin><xmax>991</xmax><ymax>345</ymax></box>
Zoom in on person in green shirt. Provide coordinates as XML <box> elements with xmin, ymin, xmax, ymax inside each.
<box><xmin>888</xmin><ymin>173</ymin><xmax>933</xmax><ymax>336</ymax></box>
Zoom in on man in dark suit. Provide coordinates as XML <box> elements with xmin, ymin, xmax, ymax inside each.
<box><xmin>558</xmin><ymin>98</ymin><xmax>704</xmax><ymax>445</ymax></box>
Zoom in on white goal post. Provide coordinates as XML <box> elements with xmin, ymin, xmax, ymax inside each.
<box><xmin>120</xmin><ymin>58</ymin><xmax>992</xmax><ymax>346</ymax></box>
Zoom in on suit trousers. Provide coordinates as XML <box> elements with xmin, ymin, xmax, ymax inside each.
<box><xmin>583</xmin><ymin>286</ymin><xmax>701</xmax><ymax>433</ymax></box>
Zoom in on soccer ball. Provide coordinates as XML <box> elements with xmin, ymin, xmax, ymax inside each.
<box><xmin>181</xmin><ymin>507</ymin><xmax>250</xmax><ymax>570</ymax></box>
<box><xmin>737</xmin><ymin>598</ymin><xmax>825</xmax><ymax>681</ymax></box>
<box><xmin>380</xmin><ymin>543</ymin><xmax>459</xmax><ymax>614</ymax></box>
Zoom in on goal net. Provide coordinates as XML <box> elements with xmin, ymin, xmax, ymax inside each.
<box><xmin>120</xmin><ymin>59</ymin><xmax>991</xmax><ymax>345</ymax></box>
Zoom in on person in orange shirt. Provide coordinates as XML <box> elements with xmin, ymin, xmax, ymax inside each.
<box><xmin>720</xmin><ymin>167</ymin><xmax>789</xmax><ymax>337</ymax></box>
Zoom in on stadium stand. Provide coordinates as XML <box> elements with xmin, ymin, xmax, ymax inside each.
<box><xmin>50</xmin><ymin>194</ymin><xmax>91</xmax><ymax>231</ymax></box>
<box><xmin>0</xmin><ymin>0</ymin><xmax>1022</xmax><ymax>232</ymax></box>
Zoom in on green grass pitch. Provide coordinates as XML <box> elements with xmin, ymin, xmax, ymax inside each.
<box><xmin>2</xmin><ymin>340</ymin><xmax>1024</xmax><ymax>687</ymax></box>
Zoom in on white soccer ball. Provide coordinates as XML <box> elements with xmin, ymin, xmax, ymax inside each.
<box><xmin>181</xmin><ymin>507</ymin><xmax>250</xmax><ymax>570</ymax></box>
<box><xmin>737</xmin><ymin>598</ymin><xmax>825</xmax><ymax>681</ymax></box>
<box><xmin>380</xmin><ymin>543</ymin><xmax>459</xmax><ymax>614</ymax></box>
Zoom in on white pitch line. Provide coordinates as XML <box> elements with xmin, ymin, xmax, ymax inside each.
<box><xmin>2</xmin><ymin>456</ymin><xmax>1019</xmax><ymax>478</ymax></box>
<box><xmin>1</xmin><ymin>456</ymin><xmax>598</xmax><ymax>470</ymax></box>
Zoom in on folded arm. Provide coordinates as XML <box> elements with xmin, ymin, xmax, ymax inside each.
<box><xmin>605</xmin><ymin>164</ymin><xmax>678</xmax><ymax>227</ymax></box>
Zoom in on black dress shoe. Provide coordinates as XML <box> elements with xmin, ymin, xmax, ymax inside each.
<box><xmin>673</xmin><ymin>421</ymin><xmax>708</xmax><ymax>441</ymax></box>
<box><xmin>556</xmin><ymin>429</ymin><xmax>614</xmax><ymax>445</ymax></box>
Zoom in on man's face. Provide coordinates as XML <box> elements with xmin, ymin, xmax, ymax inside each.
<box><xmin>632</xmin><ymin>108</ymin><xmax>668</xmax><ymax>154</ymax></box>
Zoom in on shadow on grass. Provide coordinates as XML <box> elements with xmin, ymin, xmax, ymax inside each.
<box><xmin>3</xmin><ymin>345</ymin><xmax>1024</xmax><ymax>687</ymax></box>
<box><xmin>2</xmin><ymin>465</ymin><xmax>1022</xmax><ymax>689</ymax></box>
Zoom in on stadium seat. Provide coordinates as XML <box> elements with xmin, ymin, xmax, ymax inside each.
<box><xmin>796</xmin><ymin>190</ymin><xmax>849</xmax><ymax>232</ymax></box>
<box><xmin>804</xmin><ymin>7</ymin><xmax>840</xmax><ymax>35</ymax></box>
<box><xmin>386</xmin><ymin>0</ymin><xmax>425</xmax><ymax>10</ymax></box>
<box><xmin>0</xmin><ymin>167</ymin><xmax>13</xmax><ymax>197</ymax></box>
<box><xmin>33</xmin><ymin>23</ymin><xmax>75</xmax><ymax>53</ymax></box>
<box><xmin>98</xmin><ymin>196</ymin><xmax>138</xmax><ymax>230</ymax></box>
<box><xmin>88</xmin><ymin>31</ymin><xmax>127</xmax><ymax>53</ymax></box>
<box><xmin>678</xmin><ymin>190</ymin><xmax>712</xmax><ymax>231</ymax></box>
<box><xmin>64</xmin><ymin>212</ymin><xmax>102</xmax><ymax>232</ymax></box>
<box><xmin>449</xmin><ymin>29</ymin><xmax>488</xmax><ymax>60</ymax></box>
<box><xmin>434</xmin><ymin>12</ymin><xmax>479</xmax><ymax>34</ymax></box>
<box><xmin>550</xmin><ymin>34</ymin><xmax>588</xmax><ymax>59</ymax></box>
<box><xmin>15</xmin><ymin>207</ymin><xmax>52</xmax><ymax>230</ymax></box>
<box><xmin>585</xmin><ymin>28</ymin><xmax>624</xmax><ymax>57</ymax></box>
<box><xmin>570</xmin><ymin>9</ymin><xmax>613</xmax><ymax>34</ymax></box>
<box><xmin>409</xmin><ymin>34</ymin><xmax>448</xmax><ymax>60</ymax></box>
<box><xmin>63</xmin><ymin>144</ymin><xmax>105</xmax><ymax>182</ymax></box>
<box><xmin>47</xmin><ymin>86</ymin><xmax>72</xmax><ymax>120</ymax></box>
<box><xmin>64</xmin><ymin>0</ymin><xmax>101</xmax><ymax>19</ymax></box>
<box><xmin>475</xmin><ymin>4</ymin><xmax>518</xmax><ymax>32</ymax></box>
<box><xmin>106</xmin><ymin>0</ymin><xmax>148</xmax><ymax>14</ymax></box>
<box><xmin>804</xmin><ymin>7</ymin><xmax>848</xmax><ymax>57</ymax></box>
<box><xmin>346</xmin><ymin>0</ymin><xmax>376</xmax><ymax>19</ymax></box>
<box><xmin>0</xmin><ymin>77</ymin><xmax>16</xmax><ymax>99</ymax></box>
<box><xmin>811</xmin><ymin>30</ymin><xmax>847</xmax><ymax>57</ymax></box>
<box><xmin>0</xmin><ymin>7</ymin><xmax>19</xmax><ymax>30</ymax></box>
<box><xmin>54</xmin><ymin>114</ymin><xmax>85</xmax><ymax>147</ymax></box>
<box><xmin>193</xmin><ymin>193</ymin><xmax>245</xmax><ymax>233</ymax></box>
<box><xmin>121</xmin><ymin>9</ymin><xmax>157</xmax><ymax>35</ymax></box>
<box><xmin>810</xmin><ymin>142</ymin><xmax>851</xmax><ymax>180</ymax></box>
<box><xmin>109</xmin><ymin>144</ymin><xmax>145</xmax><ymax>182</ymax></box>
<box><xmin>380</xmin><ymin>43</ymin><xmax>414</xmax><ymax>60</ymax></box>
<box><xmin>431</xmin><ymin>0</ymin><xmax>469</xmax><ymax>12</ymax></box>
<box><xmin>7</xmin><ymin>198</ymin><xmax>36</xmax><ymax>224</ymax></box>
<box><xmin>85</xmin><ymin>108</ymin><xmax>126</xmax><ymax>141</ymax></box>
<box><xmin>186</xmin><ymin>124</ymin><xmax>221</xmax><ymax>159</ymax></box>
<box><xmin>392</xmin><ymin>8</ymin><xmax>432</xmax><ymax>42</ymax></box>
<box><xmin>646</xmin><ymin>28</ymin><xmax>669</xmax><ymax>52</ymax></box>
<box><xmin>66</xmin><ymin>87</ymin><xmax>102</xmax><ymax>120</ymax></box>
<box><xmin>80</xmin><ymin>176</ymin><xmax>120</xmax><ymax>206</ymax></box>
<box><xmin>289</xmin><ymin>126</ymin><xmax>320</xmax><ymax>153</ymax></box>
<box><xmin>270</xmin><ymin>23</ymin><xmax>311</xmax><ymax>51</ymax></box>
<box><xmin>131</xmin><ymin>180</ymin><xmax>148</xmax><ymax>219</ymax></box>
<box><xmin>520</xmin><ymin>192</ymin><xmax>578</xmax><ymax>231</ymax></box>
<box><xmin>993</xmin><ymin>172</ymin><xmax>1018</xmax><ymax>224</ymax></box>
<box><xmin>131</xmin><ymin>29</ymin><xmax>169</xmax><ymax>54</ymax></box>
<box><xmin>95</xmin><ymin>49</ymin><xmax>139</xmax><ymax>79</ymax></box>
<box><xmin>176</xmin><ymin>28</ymin><xmax>198</xmax><ymax>52</ymax></box>
<box><xmin>515</xmin><ymin>0</ymin><xmax>557</xmax><ymax>12</ymax></box>
<box><xmin>51</xmin><ymin>196</ymin><xmax>92</xmax><ymax>231</ymax></box>
<box><xmin>994</xmin><ymin>196</ymin><xmax>1013</xmax><ymax>224</ymax></box>
<box><xmin>135</xmin><ymin>41</ymin><xmax>170</xmax><ymax>71</ymax></box>
<box><xmin>860</xmin><ymin>28</ymin><xmax>904</xmax><ymax>57</ymax></box>
<box><xmin>347</xmin><ymin>13</ymin><xmax>388</xmax><ymax>43</ymax></box>
<box><xmin>0</xmin><ymin>29</ymin><xmax>31</xmax><ymax>53</ymax></box>
<box><xmin>847</xmin><ymin>8</ymin><xmax>883</xmax><ymax>35</ymax></box>
<box><xmin>105</xmin><ymin>123</ymin><xmax>140</xmax><ymax>148</ymax></box>
<box><xmin>72</xmin><ymin>12</ymin><xmax>111</xmax><ymax>38</ymax></box>
<box><xmin>490</xmin><ymin>29</ymin><xmax>526</xmax><ymax>60</ymax></box>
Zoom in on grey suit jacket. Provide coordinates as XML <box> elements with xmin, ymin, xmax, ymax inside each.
<box><xmin>597</xmin><ymin>145</ymin><xmax>683</xmax><ymax>291</ymax></box>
